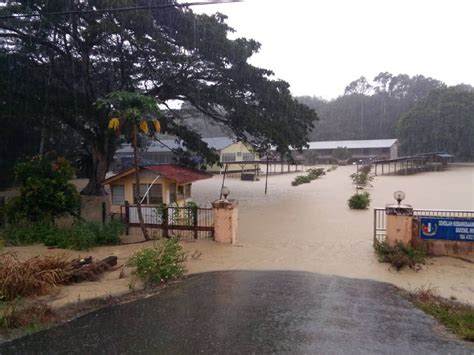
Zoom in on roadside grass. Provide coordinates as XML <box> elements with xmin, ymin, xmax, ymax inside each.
<box><xmin>0</xmin><ymin>301</ymin><xmax>54</xmax><ymax>333</ymax></box>
<box><xmin>411</xmin><ymin>288</ymin><xmax>474</xmax><ymax>342</ymax></box>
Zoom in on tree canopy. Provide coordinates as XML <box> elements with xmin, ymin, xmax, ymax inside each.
<box><xmin>0</xmin><ymin>1</ymin><xmax>317</xmax><ymax>192</ymax></box>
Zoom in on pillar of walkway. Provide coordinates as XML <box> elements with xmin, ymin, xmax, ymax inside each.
<box><xmin>212</xmin><ymin>200</ymin><xmax>239</xmax><ymax>244</ymax></box>
<box><xmin>385</xmin><ymin>204</ymin><xmax>414</xmax><ymax>247</ymax></box>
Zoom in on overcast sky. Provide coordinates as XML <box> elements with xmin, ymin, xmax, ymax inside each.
<box><xmin>194</xmin><ymin>0</ymin><xmax>474</xmax><ymax>99</ymax></box>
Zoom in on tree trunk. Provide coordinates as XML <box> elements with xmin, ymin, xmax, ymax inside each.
<box><xmin>81</xmin><ymin>143</ymin><xmax>108</xmax><ymax>196</ymax></box>
<box><xmin>133</xmin><ymin>125</ymin><xmax>150</xmax><ymax>241</ymax></box>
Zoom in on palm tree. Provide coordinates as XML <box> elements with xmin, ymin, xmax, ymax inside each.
<box><xmin>96</xmin><ymin>91</ymin><xmax>161</xmax><ymax>241</ymax></box>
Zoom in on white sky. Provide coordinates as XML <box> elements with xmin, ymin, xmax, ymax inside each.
<box><xmin>195</xmin><ymin>0</ymin><xmax>474</xmax><ymax>99</ymax></box>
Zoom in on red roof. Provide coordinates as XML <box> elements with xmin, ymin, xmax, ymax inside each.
<box><xmin>144</xmin><ymin>165</ymin><xmax>212</xmax><ymax>184</ymax></box>
<box><xmin>102</xmin><ymin>164</ymin><xmax>212</xmax><ymax>185</ymax></box>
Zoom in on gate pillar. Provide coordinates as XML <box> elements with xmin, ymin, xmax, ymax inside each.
<box><xmin>212</xmin><ymin>200</ymin><xmax>238</xmax><ymax>244</ymax></box>
<box><xmin>385</xmin><ymin>204</ymin><xmax>414</xmax><ymax>246</ymax></box>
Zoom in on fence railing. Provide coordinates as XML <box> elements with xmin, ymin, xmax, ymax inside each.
<box><xmin>121</xmin><ymin>205</ymin><xmax>214</xmax><ymax>240</ymax></box>
<box><xmin>373</xmin><ymin>207</ymin><xmax>474</xmax><ymax>244</ymax></box>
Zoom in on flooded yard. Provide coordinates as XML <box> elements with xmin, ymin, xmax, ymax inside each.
<box><xmin>188</xmin><ymin>165</ymin><xmax>474</xmax><ymax>304</ymax></box>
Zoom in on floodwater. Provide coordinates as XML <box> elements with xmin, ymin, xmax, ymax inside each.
<box><xmin>188</xmin><ymin>164</ymin><xmax>474</xmax><ymax>304</ymax></box>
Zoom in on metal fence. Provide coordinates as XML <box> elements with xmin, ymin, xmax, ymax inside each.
<box><xmin>121</xmin><ymin>205</ymin><xmax>214</xmax><ymax>240</ymax></box>
<box><xmin>373</xmin><ymin>208</ymin><xmax>474</xmax><ymax>243</ymax></box>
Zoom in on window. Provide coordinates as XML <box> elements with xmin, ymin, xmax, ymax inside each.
<box><xmin>178</xmin><ymin>185</ymin><xmax>184</xmax><ymax>195</ymax></box>
<box><xmin>242</xmin><ymin>153</ymin><xmax>254</xmax><ymax>161</ymax></box>
<box><xmin>133</xmin><ymin>183</ymin><xmax>163</xmax><ymax>204</ymax></box>
<box><xmin>221</xmin><ymin>152</ymin><xmax>236</xmax><ymax>162</ymax></box>
<box><xmin>184</xmin><ymin>184</ymin><xmax>192</xmax><ymax>198</ymax></box>
<box><xmin>169</xmin><ymin>183</ymin><xmax>177</xmax><ymax>204</ymax></box>
<box><xmin>111</xmin><ymin>185</ymin><xmax>125</xmax><ymax>205</ymax></box>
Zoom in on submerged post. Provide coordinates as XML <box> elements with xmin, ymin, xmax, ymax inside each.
<box><xmin>212</xmin><ymin>197</ymin><xmax>238</xmax><ymax>244</ymax></box>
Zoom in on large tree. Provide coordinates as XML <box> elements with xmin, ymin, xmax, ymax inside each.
<box><xmin>0</xmin><ymin>1</ymin><xmax>317</xmax><ymax>194</ymax></box>
<box><xmin>397</xmin><ymin>87</ymin><xmax>474</xmax><ymax>159</ymax></box>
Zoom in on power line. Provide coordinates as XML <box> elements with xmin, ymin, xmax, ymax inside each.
<box><xmin>0</xmin><ymin>0</ymin><xmax>242</xmax><ymax>20</ymax></box>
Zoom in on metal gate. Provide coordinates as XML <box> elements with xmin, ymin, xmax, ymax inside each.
<box><xmin>121</xmin><ymin>205</ymin><xmax>214</xmax><ymax>240</ymax></box>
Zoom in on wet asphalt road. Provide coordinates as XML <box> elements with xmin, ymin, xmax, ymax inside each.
<box><xmin>1</xmin><ymin>271</ymin><xmax>472</xmax><ymax>354</ymax></box>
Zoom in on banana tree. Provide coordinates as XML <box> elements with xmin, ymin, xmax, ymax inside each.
<box><xmin>96</xmin><ymin>91</ymin><xmax>161</xmax><ymax>241</ymax></box>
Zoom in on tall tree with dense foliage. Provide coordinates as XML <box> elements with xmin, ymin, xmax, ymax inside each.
<box><xmin>0</xmin><ymin>1</ymin><xmax>317</xmax><ymax>194</ymax></box>
<box><xmin>397</xmin><ymin>87</ymin><xmax>474</xmax><ymax>159</ymax></box>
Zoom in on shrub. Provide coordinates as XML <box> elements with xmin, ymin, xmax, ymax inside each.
<box><xmin>128</xmin><ymin>238</ymin><xmax>187</xmax><ymax>284</ymax></box>
<box><xmin>5</xmin><ymin>153</ymin><xmax>80</xmax><ymax>224</ymax></box>
<box><xmin>327</xmin><ymin>165</ymin><xmax>338</xmax><ymax>172</ymax></box>
<box><xmin>348</xmin><ymin>192</ymin><xmax>371</xmax><ymax>209</ymax></box>
<box><xmin>291</xmin><ymin>175</ymin><xmax>312</xmax><ymax>186</ymax></box>
<box><xmin>350</xmin><ymin>165</ymin><xmax>374</xmax><ymax>188</ymax></box>
<box><xmin>1</xmin><ymin>222</ymin><xmax>62</xmax><ymax>246</ymax></box>
<box><xmin>374</xmin><ymin>240</ymin><xmax>426</xmax><ymax>271</ymax></box>
<box><xmin>0</xmin><ymin>253</ymin><xmax>72</xmax><ymax>301</ymax></box>
<box><xmin>307</xmin><ymin>168</ymin><xmax>326</xmax><ymax>180</ymax></box>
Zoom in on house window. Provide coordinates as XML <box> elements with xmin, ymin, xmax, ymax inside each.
<box><xmin>111</xmin><ymin>185</ymin><xmax>125</xmax><ymax>205</ymax></box>
<box><xmin>184</xmin><ymin>184</ymin><xmax>192</xmax><ymax>198</ymax></box>
<box><xmin>242</xmin><ymin>153</ymin><xmax>254</xmax><ymax>161</ymax></box>
<box><xmin>169</xmin><ymin>183</ymin><xmax>177</xmax><ymax>204</ymax></box>
<box><xmin>221</xmin><ymin>153</ymin><xmax>236</xmax><ymax>162</ymax></box>
<box><xmin>178</xmin><ymin>185</ymin><xmax>184</xmax><ymax>196</ymax></box>
<box><xmin>133</xmin><ymin>183</ymin><xmax>163</xmax><ymax>204</ymax></box>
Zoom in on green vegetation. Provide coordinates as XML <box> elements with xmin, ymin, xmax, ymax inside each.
<box><xmin>374</xmin><ymin>240</ymin><xmax>426</xmax><ymax>271</ymax></box>
<box><xmin>1</xmin><ymin>221</ymin><xmax>123</xmax><ymax>250</ymax></box>
<box><xmin>292</xmin><ymin>168</ymin><xmax>326</xmax><ymax>186</ymax></box>
<box><xmin>0</xmin><ymin>2</ymin><xmax>317</xmax><ymax>193</ymax></box>
<box><xmin>326</xmin><ymin>165</ymin><xmax>338</xmax><ymax>172</ymax></box>
<box><xmin>4</xmin><ymin>153</ymin><xmax>80</xmax><ymax>224</ymax></box>
<box><xmin>348</xmin><ymin>192</ymin><xmax>371</xmax><ymax>209</ymax></box>
<box><xmin>128</xmin><ymin>239</ymin><xmax>187</xmax><ymax>285</ymax></box>
<box><xmin>350</xmin><ymin>165</ymin><xmax>374</xmax><ymax>188</ymax></box>
<box><xmin>411</xmin><ymin>288</ymin><xmax>474</xmax><ymax>342</ymax></box>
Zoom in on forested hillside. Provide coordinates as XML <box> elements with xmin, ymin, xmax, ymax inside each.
<box><xmin>297</xmin><ymin>72</ymin><xmax>474</xmax><ymax>159</ymax></box>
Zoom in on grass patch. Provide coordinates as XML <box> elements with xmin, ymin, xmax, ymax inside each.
<box><xmin>0</xmin><ymin>301</ymin><xmax>54</xmax><ymax>331</ymax></box>
<box><xmin>374</xmin><ymin>240</ymin><xmax>426</xmax><ymax>271</ymax></box>
<box><xmin>0</xmin><ymin>253</ymin><xmax>72</xmax><ymax>301</ymax></box>
<box><xmin>348</xmin><ymin>192</ymin><xmax>371</xmax><ymax>209</ymax></box>
<box><xmin>411</xmin><ymin>288</ymin><xmax>474</xmax><ymax>342</ymax></box>
<box><xmin>128</xmin><ymin>238</ymin><xmax>187</xmax><ymax>285</ymax></box>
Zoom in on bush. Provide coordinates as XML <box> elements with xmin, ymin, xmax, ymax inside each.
<box><xmin>0</xmin><ymin>253</ymin><xmax>71</xmax><ymax>301</ymax></box>
<box><xmin>1</xmin><ymin>222</ymin><xmax>62</xmax><ymax>246</ymax></box>
<box><xmin>2</xmin><ymin>221</ymin><xmax>123</xmax><ymax>250</ymax></box>
<box><xmin>291</xmin><ymin>175</ymin><xmax>312</xmax><ymax>186</ymax></box>
<box><xmin>327</xmin><ymin>165</ymin><xmax>338</xmax><ymax>172</ymax></box>
<box><xmin>307</xmin><ymin>168</ymin><xmax>326</xmax><ymax>180</ymax></box>
<box><xmin>374</xmin><ymin>240</ymin><xmax>426</xmax><ymax>271</ymax></box>
<box><xmin>348</xmin><ymin>192</ymin><xmax>371</xmax><ymax>209</ymax></box>
<box><xmin>0</xmin><ymin>302</ymin><xmax>54</xmax><ymax>331</ymax></box>
<box><xmin>128</xmin><ymin>238</ymin><xmax>187</xmax><ymax>284</ymax></box>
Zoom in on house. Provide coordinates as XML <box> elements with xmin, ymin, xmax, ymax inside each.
<box><xmin>102</xmin><ymin>164</ymin><xmax>212</xmax><ymax>213</ymax></box>
<box><xmin>301</xmin><ymin>139</ymin><xmax>399</xmax><ymax>164</ymax></box>
<box><xmin>114</xmin><ymin>136</ymin><xmax>259</xmax><ymax>174</ymax></box>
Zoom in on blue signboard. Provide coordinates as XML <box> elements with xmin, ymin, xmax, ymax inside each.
<box><xmin>420</xmin><ymin>217</ymin><xmax>474</xmax><ymax>242</ymax></box>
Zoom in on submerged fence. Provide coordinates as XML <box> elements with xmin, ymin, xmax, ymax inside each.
<box><xmin>121</xmin><ymin>205</ymin><xmax>214</xmax><ymax>240</ymax></box>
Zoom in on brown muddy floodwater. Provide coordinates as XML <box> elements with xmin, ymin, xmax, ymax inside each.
<box><xmin>188</xmin><ymin>165</ymin><xmax>474</xmax><ymax>304</ymax></box>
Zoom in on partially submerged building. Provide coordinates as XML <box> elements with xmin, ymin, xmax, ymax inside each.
<box><xmin>114</xmin><ymin>137</ymin><xmax>259</xmax><ymax>174</ymax></box>
<box><xmin>102</xmin><ymin>164</ymin><xmax>212</xmax><ymax>213</ymax></box>
<box><xmin>302</xmin><ymin>139</ymin><xmax>399</xmax><ymax>164</ymax></box>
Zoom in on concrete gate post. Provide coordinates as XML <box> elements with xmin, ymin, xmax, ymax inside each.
<box><xmin>212</xmin><ymin>200</ymin><xmax>238</xmax><ymax>244</ymax></box>
<box><xmin>385</xmin><ymin>204</ymin><xmax>414</xmax><ymax>247</ymax></box>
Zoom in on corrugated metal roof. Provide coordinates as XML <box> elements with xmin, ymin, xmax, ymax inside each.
<box><xmin>115</xmin><ymin>137</ymin><xmax>236</xmax><ymax>154</ymax></box>
<box><xmin>305</xmin><ymin>139</ymin><xmax>398</xmax><ymax>150</ymax></box>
